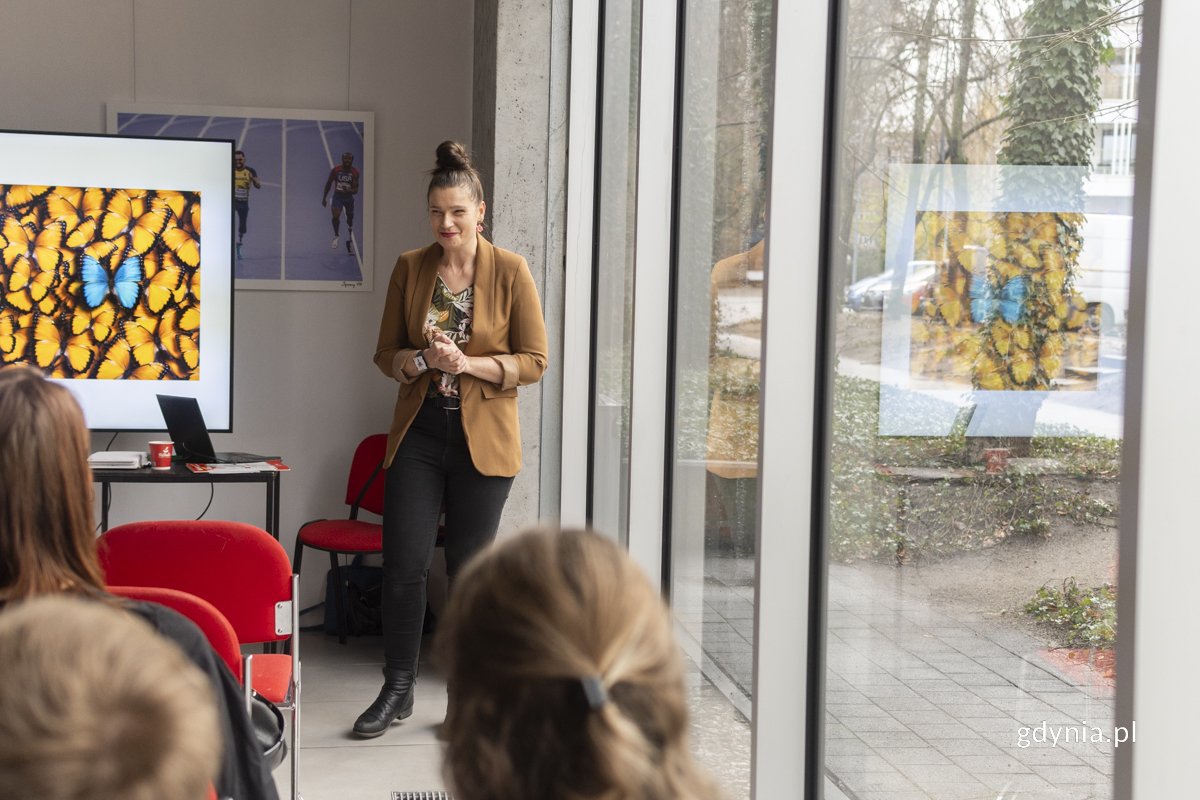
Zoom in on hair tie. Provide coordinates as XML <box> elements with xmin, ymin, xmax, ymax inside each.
<box><xmin>580</xmin><ymin>675</ymin><xmax>608</xmax><ymax>710</ymax></box>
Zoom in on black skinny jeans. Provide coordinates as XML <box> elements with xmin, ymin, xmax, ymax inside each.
<box><xmin>381</xmin><ymin>399</ymin><xmax>513</xmax><ymax>674</ymax></box>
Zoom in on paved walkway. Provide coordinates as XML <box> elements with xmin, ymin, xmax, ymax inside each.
<box><xmin>694</xmin><ymin>557</ymin><xmax>1116</xmax><ymax>800</ymax></box>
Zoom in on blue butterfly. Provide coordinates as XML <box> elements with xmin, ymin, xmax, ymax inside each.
<box><xmin>970</xmin><ymin>275</ymin><xmax>1026</xmax><ymax>324</ymax></box>
<box><xmin>80</xmin><ymin>253</ymin><xmax>143</xmax><ymax>310</ymax></box>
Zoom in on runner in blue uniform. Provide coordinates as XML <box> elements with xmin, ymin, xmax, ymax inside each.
<box><xmin>322</xmin><ymin>151</ymin><xmax>361</xmax><ymax>254</ymax></box>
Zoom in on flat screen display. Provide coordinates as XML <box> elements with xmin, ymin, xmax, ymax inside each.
<box><xmin>0</xmin><ymin>130</ymin><xmax>233</xmax><ymax>430</ymax></box>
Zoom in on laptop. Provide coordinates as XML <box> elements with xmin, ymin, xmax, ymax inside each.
<box><xmin>156</xmin><ymin>395</ymin><xmax>273</xmax><ymax>464</ymax></box>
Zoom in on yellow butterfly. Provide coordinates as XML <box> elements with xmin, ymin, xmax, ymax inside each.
<box><xmin>44</xmin><ymin>188</ymin><xmax>84</xmax><ymax>224</ymax></box>
<box><xmin>88</xmin><ymin>302</ymin><xmax>120</xmax><ymax>344</ymax></box>
<box><xmin>65</xmin><ymin>217</ymin><xmax>99</xmax><ymax>250</ymax></box>
<box><xmin>2</xmin><ymin>216</ymin><xmax>65</xmax><ymax>277</ymax></box>
<box><xmin>98</xmin><ymin>190</ymin><xmax>169</xmax><ymax>255</ymax></box>
<box><xmin>121</xmin><ymin>318</ymin><xmax>165</xmax><ymax>367</ymax></box>
<box><xmin>990</xmin><ymin>320</ymin><xmax>1012</xmax><ymax>356</ymax></box>
<box><xmin>974</xmin><ymin>354</ymin><xmax>1007</xmax><ymax>391</ymax></box>
<box><xmin>151</xmin><ymin>191</ymin><xmax>189</xmax><ymax>221</ymax></box>
<box><xmin>4</xmin><ymin>185</ymin><xmax>51</xmax><ymax>209</ymax></box>
<box><xmin>1009</xmin><ymin>350</ymin><xmax>1036</xmax><ymax>385</ymax></box>
<box><xmin>4</xmin><ymin>288</ymin><xmax>34</xmax><ymax>313</ymax></box>
<box><xmin>7</xmin><ymin>253</ymin><xmax>60</xmax><ymax>303</ymax></box>
<box><xmin>177</xmin><ymin>332</ymin><xmax>199</xmax><ymax>372</ymax></box>
<box><xmin>184</xmin><ymin>268</ymin><xmax>200</xmax><ymax>305</ymax></box>
<box><xmin>935</xmin><ymin>285</ymin><xmax>963</xmax><ymax>327</ymax></box>
<box><xmin>144</xmin><ymin>257</ymin><xmax>186</xmax><ymax>313</ymax></box>
<box><xmin>1039</xmin><ymin>339</ymin><xmax>1063</xmax><ymax>377</ymax></box>
<box><xmin>33</xmin><ymin>315</ymin><xmax>95</xmax><ymax>374</ymax></box>
<box><xmin>161</xmin><ymin>222</ymin><xmax>200</xmax><ymax>268</ymax></box>
<box><xmin>95</xmin><ymin>337</ymin><xmax>166</xmax><ymax>380</ymax></box>
<box><xmin>0</xmin><ymin>309</ymin><xmax>32</xmax><ymax>361</ymax></box>
<box><xmin>178</xmin><ymin>303</ymin><xmax>200</xmax><ymax>331</ymax></box>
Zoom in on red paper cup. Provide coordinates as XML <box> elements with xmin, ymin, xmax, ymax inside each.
<box><xmin>148</xmin><ymin>441</ymin><xmax>174</xmax><ymax>470</ymax></box>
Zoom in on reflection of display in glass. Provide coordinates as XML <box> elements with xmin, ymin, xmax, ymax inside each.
<box><xmin>906</xmin><ymin>210</ymin><xmax>1098</xmax><ymax>391</ymax></box>
<box><xmin>0</xmin><ymin>184</ymin><xmax>201</xmax><ymax>380</ymax></box>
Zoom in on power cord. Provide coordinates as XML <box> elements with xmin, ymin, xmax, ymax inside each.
<box><xmin>194</xmin><ymin>484</ymin><xmax>215</xmax><ymax>520</ymax></box>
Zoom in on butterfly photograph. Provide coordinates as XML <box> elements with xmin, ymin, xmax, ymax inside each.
<box><xmin>906</xmin><ymin>210</ymin><xmax>1100</xmax><ymax>393</ymax></box>
<box><xmin>0</xmin><ymin>183</ymin><xmax>202</xmax><ymax>380</ymax></box>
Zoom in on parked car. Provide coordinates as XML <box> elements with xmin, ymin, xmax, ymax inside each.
<box><xmin>844</xmin><ymin>261</ymin><xmax>938</xmax><ymax>313</ymax></box>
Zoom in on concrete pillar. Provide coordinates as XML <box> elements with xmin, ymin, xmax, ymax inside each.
<box><xmin>473</xmin><ymin>0</ymin><xmax>570</xmax><ymax>532</ymax></box>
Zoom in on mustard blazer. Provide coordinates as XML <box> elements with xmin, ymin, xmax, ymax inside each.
<box><xmin>374</xmin><ymin>237</ymin><xmax>549</xmax><ymax>476</ymax></box>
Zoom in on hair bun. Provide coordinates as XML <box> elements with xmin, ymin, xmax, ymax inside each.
<box><xmin>435</xmin><ymin>141</ymin><xmax>473</xmax><ymax>172</ymax></box>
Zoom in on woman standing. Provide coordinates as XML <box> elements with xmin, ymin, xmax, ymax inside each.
<box><xmin>358</xmin><ymin>141</ymin><xmax>548</xmax><ymax>737</ymax></box>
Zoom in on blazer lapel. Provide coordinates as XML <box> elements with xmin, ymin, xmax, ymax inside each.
<box><xmin>411</xmin><ymin>245</ymin><xmax>441</xmax><ymax>346</ymax></box>
<box><xmin>464</xmin><ymin>237</ymin><xmax>494</xmax><ymax>357</ymax></box>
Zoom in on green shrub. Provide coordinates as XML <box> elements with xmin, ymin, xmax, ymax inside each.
<box><xmin>1024</xmin><ymin>578</ymin><xmax>1117</xmax><ymax>647</ymax></box>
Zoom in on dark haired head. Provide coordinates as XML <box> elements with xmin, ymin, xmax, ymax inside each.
<box><xmin>428</xmin><ymin>140</ymin><xmax>484</xmax><ymax>205</ymax></box>
<box><xmin>234</xmin><ymin>150</ymin><xmax>245</xmax><ymax>157</ymax></box>
<box><xmin>0</xmin><ymin>365</ymin><xmax>106</xmax><ymax>600</ymax></box>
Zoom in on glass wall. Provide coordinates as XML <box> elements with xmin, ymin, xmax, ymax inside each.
<box><xmin>820</xmin><ymin>2</ymin><xmax>1141</xmax><ymax>798</ymax></box>
<box><xmin>590</xmin><ymin>0</ymin><xmax>642</xmax><ymax>545</ymax></box>
<box><xmin>668</xmin><ymin>1</ymin><xmax>774</xmax><ymax>797</ymax></box>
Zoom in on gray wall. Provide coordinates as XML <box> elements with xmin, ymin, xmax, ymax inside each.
<box><xmin>0</xmin><ymin>0</ymin><xmax>517</xmax><ymax>613</ymax></box>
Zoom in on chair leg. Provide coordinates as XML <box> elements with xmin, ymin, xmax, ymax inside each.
<box><xmin>284</xmin><ymin>541</ymin><xmax>305</xmax><ymax>657</ymax></box>
<box><xmin>329</xmin><ymin>552</ymin><xmax>348</xmax><ymax>645</ymax></box>
<box><xmin>290</xmin><ymin>667</ymin><xmax>301</xmax><ymax>800</ymax></box>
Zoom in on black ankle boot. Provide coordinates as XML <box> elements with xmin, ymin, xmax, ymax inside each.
<box><xmin>352</xmin><ymin>669</ymin><xmax>415</xmax><ymax>737</ymax></box>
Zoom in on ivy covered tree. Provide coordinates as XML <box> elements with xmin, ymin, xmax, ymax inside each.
<box><xmin>1000</xmin><ymin>0</ymin><xmax>1113</xmax><ymax>172</ymax></box>
<box><xmin>970</xmin><ymin>0</ymin><xmax>1114</xmax><ymax>392</ymax></box>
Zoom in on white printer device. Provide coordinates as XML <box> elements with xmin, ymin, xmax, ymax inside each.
<box><xmin>87</xmin><ymin>451</ymin><xmax>149</xmax><ymax>469</ymax></box>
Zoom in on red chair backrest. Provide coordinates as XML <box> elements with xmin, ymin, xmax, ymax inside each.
<box><xmin>97</xmin><ymin>520</ymin><xmax>292</xmax><ymax>645</ymax></box>
<box><xmin>107</xmin><ymin>584</ymin><xmax>243</xmax><ymax>682</ymax></box>
<box><xmin>346</xmin><ymin>434</ymin><xmax>388</xmax><ymax>517</ymax></box>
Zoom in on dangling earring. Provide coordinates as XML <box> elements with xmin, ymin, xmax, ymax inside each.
<box><xmin>476</xmin><ymin>222</ymin><xmax>484</xmax><ymax>233</ymax></box>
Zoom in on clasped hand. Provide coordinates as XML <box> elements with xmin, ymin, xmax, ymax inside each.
<box><xmin>426</xmin><ymin>332</ymin><xmax>467</xmax><ymax>374</ymax></box>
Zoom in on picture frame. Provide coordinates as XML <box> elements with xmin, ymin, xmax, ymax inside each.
<box><xmin>108</xmin><ymin>102</ymin><xmax>374</xmax><ymax>292</ymax></box>
<box><xmin>876</xmin><ymin>163</ymin><xmax>1129</xmax><ymax>438</ymax></box>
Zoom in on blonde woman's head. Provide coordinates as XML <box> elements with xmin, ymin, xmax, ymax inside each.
<box><xmin>0</xmin><ymin>595</ymin><xmax>221</xmax><ymax>800</ymax></box>
<box><xmin>438</xmin><ymin>527</ymin><xmax>721</xmax><ymax>800</ymax></box>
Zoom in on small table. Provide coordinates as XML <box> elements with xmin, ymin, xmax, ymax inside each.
<box><xmin>93</xmin><ymin>463</ymin><xmax>282</xmax><ymax>539</ymax></box>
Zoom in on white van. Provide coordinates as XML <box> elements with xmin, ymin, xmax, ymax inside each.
<box><xmin>1076</xmin><ymin>213</ymin><xmax>1131</xmax><ymax>333</ymax></box>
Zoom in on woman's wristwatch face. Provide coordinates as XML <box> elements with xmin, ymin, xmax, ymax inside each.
<box><xmin>413</xmin><ymin>351</ymin><xmax>428</xmax><ymax>372</ymax></box>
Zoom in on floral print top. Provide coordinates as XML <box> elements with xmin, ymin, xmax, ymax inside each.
<box><xmin>424</xmin><ymin>275</ymin><xmax>474</xmax><ymax>398</ymax></box>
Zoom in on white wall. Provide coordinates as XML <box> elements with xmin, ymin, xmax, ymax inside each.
<box><xmin>0</xmin><ymin>0</ymin><xmax>475</xmax><ymax>612</ymax></box>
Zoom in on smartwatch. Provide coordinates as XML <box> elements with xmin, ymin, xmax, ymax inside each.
<box><xmin>412</xmin><ymin>350</ymin><xmax>429</xmax><ymax>372</ymax></box>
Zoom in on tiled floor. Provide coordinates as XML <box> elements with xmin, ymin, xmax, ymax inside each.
<box><xmin>277</xmin><ymin>552</ymin><xmax>1116</xmax><ymax>800</ymax></box>
<box><xmin>274</xmin><ymin>630</ymin><xmax>448</xmax><ymax>800</ymax></box>
<box><xmin>278</xmin><ymin>617</ymin><xmax>756</xmax><ymax>800</ymax></box>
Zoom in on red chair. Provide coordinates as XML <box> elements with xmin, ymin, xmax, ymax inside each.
<box><xmin>107</xmin><ymin>585</ymin><xmax>288</xmax><ymax>779</ymax></box>
<box><xmin>293</xmin><ymin>434</ymin><xmax>387</xmax><ymax>644</ymax></box>
<box><xmin>107</xmin><ymin>584</ymin><xmax>244</xmax><ymax>682</ymax></box>
<box><xmin>98</xmin><ymin>520</ymin><xmax>301</xmax><ymax>800</ymax></box>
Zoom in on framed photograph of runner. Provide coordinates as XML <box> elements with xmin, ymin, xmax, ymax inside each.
<box><xmin>107</xmin><ymin>102</ymin><xmax>374</xmax><ymax>292</ymax></box>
